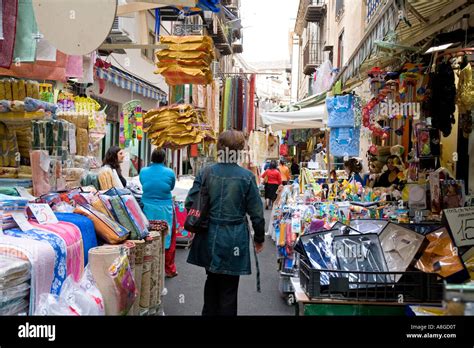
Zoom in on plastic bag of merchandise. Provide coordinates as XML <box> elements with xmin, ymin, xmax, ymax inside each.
<box><xmin>108</xmin><ymin>251</ymin><xmax>137</xmax><ymax>316</ymax></box>
<box><xmin>35</xmin><ymin>266</ymin><xmax>105</xmax><ymax>316</ymax></box>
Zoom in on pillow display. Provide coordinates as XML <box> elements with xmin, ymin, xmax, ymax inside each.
<box><xmin>74</xmin><ymin>205</ymin><xmax>129</xmax><ymax>245</ymax></box>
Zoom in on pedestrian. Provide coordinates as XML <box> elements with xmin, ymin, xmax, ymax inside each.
<box><xmin>185</xmin><ymin>129</ymin><xmax>265</xmax><ymax>316</ymax></box>
<box><xmin>290</xmin><ymin>158</ymin><xmax>300</xmax><ymax>177</ymax></box>
<box><xmin>98</xmin><ymin>146</ymin><xmax>127</xmax><ymax>190</ymax></box>
<box><xmin>261</xmin><ymin>160</ymin><xmax>282</xmax><ymax>210</ymax></box>
<box><xmin>278</xmin><ymin>160</ymin><xmax>291</xmax><ymax>185</ymax></box>
<box><xmin>139</xmin><ymin>148</ymin><xmax>178</xmax><ymax>278</ymax></box>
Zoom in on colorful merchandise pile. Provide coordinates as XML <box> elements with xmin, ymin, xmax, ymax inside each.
<box><xmin>155</xmin><ymin>36</ymin><xmax>215</xmax><ymax>86</ymax></box>
<box><xmin>144</xmin><ymin>104</ymin><xmax>216</xmax><ymax>148</ymax></box>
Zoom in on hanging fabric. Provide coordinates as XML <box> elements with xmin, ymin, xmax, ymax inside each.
<box><xmin>35</xmin><ymin>38</ymin><xmax>57</xmax><ymax>61</ymax></box>
<box><xmin>237</xmin><ymin>77</ymin><xmax>244</xmax><ymax>131</ymax></box>
<box><xmin>0</xmin><ymin>0</ymin><xmax>18</xmax><ymax>68</ymax></box>
<box><xmin>0</xmin><ymin>51</ymin><xmax>68</xmax><ymax>80</ymax></box>
<box><xmin>232</xmin><ymin>77</ymin><xmax>238</xmax><ymax>129</ymax></box>
<box><xmin>65</xmin><ymin>55</ymin><xmax>84</xmax><ymax>78</ymax></box>
<box><xmin>242</xmin><ymin>78</ymin><xmax>248</xmax><ymax>132</ymax></box>
<box><xmin>223</xmin><ymin>77</ymin><xmax>232</xmax><ymax>130</ymax></box>
<box><xmin>248</xmin><ymin>74</ymin><xmax>256</xmax><ymax>132</ymax></box>
<box><xmin>13</xmin><ymin>0</ymin><xmax>37</xmax><ymax>63</ymax></box>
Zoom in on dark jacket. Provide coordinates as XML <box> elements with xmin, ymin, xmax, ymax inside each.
<box><xmin>185</xmin><ymin>163</ymin><xmax>265</xmax><ymax>276</ymax></box>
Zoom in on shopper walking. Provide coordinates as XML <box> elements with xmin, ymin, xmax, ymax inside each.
<box><xmin>140</xmin><ymin>148</ymin><xmax>178</xmax><ymax>278</ymax></box>
<box><xmin>261</xmin><ymin>160</ymin><xmax>282</xmax><ymax>210</ymax></box>
<box><xmin>98</xmin><ymin>146</ymin><xmax>127</xmax><ymax>190</ymax></box>
<box><xmin>278</xmin><ymin>160</ymin><xmax>291</xmax><ymax>185</ymax></box>
<box><xmin>185</xmin><ymin>130</ymin><xmax>265</xmax><ymax>316</ymax></box>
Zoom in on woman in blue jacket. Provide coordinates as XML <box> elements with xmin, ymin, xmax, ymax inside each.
<box><xmin>140</xmin><ymin>148</ymin><xmax>177</xmax><ymax>277</ymax></box>
<box><xmin>186</xmin><ymin>130</ymin><xmax>265</xmax><ymax>316</ymax></box>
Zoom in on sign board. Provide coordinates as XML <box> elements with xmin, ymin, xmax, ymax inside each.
<box><xmin>12</xmin><ymin>212</ymin><xmax>35</xmax><ymax>232</ymax></box>
<box><xmin>28</xmin><ymin>203</ymin><xmax>58</xmax><ymax>225</ymax></box>
<box><xmin>444</xmin><ymin>206</ymin><xmax>474</xmax><ymax>247</ymax></box>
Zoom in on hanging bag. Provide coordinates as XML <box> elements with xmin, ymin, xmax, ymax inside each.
<box><xmin>184</xmin><ymin>166</ymin><xmax>212</xmax><ymax>234</ymax></box>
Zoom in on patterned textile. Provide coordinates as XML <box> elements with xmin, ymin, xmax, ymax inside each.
<box><xmin>330</xmin><ymin>127</ymin><xmax>361</xmax><ymax>157</ymax></box>
<box><xmin>3</xmin><ymin>228</ymin><xmax>67</xmax><ymax>295</ymax></box>
<box><xmin>55</xmin><ymin>213</ymin><xmax>97</xmax><ymax>266</ymax></box>
<box><xmin>109</xmin><ymin>196</ymin><xmax>141</xmax><ymax>240</ymax></box>
<box><xmin>30</xmin><ymin>221</ymin><xmax>84</xmax><ymax>282</ymax></box>
<box><xmin>326</xmin><ymin>94</ymin><xmax>355</xmax><ymax>128</ymax></box>
<box><xmin>0</xmin><ymin>0</ymin><xmax>18</xmax><ymax>68</ymax></box>
<box><xmin>0</xmin><ymin>235</ymin><xmax>56</xmax><ymax>314</ymax></box>
<box><xmin>13</xmin><ymin>0</ymin><xmax>37</xmax><ymax>63</ymax></box>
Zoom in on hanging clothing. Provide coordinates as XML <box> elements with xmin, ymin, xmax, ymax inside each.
<box><xmin>223</xmin><ymin>78</ymin><xmax>232</xmax><ymax>131</ymax></box>
<box><xmin>242</xmin><ymin>79</ymin><xmax>248</xmax><ymax>132</ymax></box>
<box><xmin>0</xmin><ymin>0</ymin><xmax>17</xmax><ymax>68</ymax></box>
<box><xmin>65</xmin><ymin>55</ymin><xmax>84</xmax><ymax>79</ymax></box>
<box><xmin>248</xmin><ymin>74</ymin><xmax>256</xmax><ymax>132</ymax></box>
<box><xmin>237</xmin><ymin>78</ymin><xmax>244</xmax><ymax>131</ymax></box>
<box><xmin>13</xmin><ymin>0</ymin><xmax>37</xmax><ymax>63</ymax></box>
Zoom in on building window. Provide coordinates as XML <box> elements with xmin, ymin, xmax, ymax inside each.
<box><xmin>335</xmin><ymin>0</ymin><xmax>344</xmax><ymax>21</ymax></box>
<box><xmin>337</xmin><ymin>31</ymin><xmax>344</xmax><ymax>69</ymax></box>
<box><xmin>142</xmin><ymin>31</ymin><xmax>156</xmax><ymax>62</ymax></box>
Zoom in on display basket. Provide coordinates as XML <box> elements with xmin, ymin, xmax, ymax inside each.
<box><xmin>299</xmin><ymin>259</ymin><xmax>443</xmax><ymax>303</ymax></box>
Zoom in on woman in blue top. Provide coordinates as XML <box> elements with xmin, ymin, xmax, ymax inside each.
<box><xmin>140</xmin><ymin>148</ymin><xmax>177</xmax><ymax>277</ymax></box>
<box><xmin>344</xmin><ymin>158</ymin><xmax>364</xmax><ymax>184</ymax></box>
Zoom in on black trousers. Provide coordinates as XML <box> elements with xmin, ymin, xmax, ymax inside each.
<box><xmin>202</xmin><ymin>271</ymin><xmax>240</xmax><ymax>316</ymax></box>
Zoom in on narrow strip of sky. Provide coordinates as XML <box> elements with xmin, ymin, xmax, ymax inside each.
<box><xmin>240</xmin><ymin>0</ymin><xmax>299</xmax><ymax>63</ymax></box>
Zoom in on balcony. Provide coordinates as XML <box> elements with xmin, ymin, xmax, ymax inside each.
<box><xmin>366</xmin><ymin>0</ymin><xmax>383</xmax><ymax>23</ymax></box>
<box><xmin>303</xmin><ymin>40</ymin><xmax>322</xmax><ymax>75</ymax></box>
<box><xmin>305</xmin><ymin>1</ymin><xmax>326</xmax><ymax>22</ymax></box>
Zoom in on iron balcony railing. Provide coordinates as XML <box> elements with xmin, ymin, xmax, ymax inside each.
<box><xmin>303</xmin><ymin>40</ymin><xmax>323</xmax><ymax>75</ymax></box>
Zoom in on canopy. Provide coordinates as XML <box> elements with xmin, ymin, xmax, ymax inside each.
<box><xmin>261</xmin><ymin>104</ymin><xmax>327</xmax><ymax>131</ymax></box>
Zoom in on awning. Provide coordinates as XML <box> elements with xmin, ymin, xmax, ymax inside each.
<box><xmin>261</xmin><ymin>104</ymin><xmax>327</xmax><ymax>131</ymax></box>
<box><xmin>95</xmin><ymin>66</ymin><xmax>167</xmax><ymax>102</ymax></box>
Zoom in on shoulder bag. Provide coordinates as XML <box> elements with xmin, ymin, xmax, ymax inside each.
<box><xmin>184</xmin><ymin>166</ymin><xmax>212</xmax><ymax>234</ymax></box>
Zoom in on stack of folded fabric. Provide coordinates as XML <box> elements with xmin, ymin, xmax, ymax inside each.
<box><xmin>155</xmin><ymin>36</ymin><xmax>215</xmax><ymax>86</ymax></box>
<box><xmin>0</xmin><ymin>255</ymin><xmax>31</xmax><ymax>315</ymax></box>
<box><xmin>144</xmin><ymin>104</ymin><xmax>216</xmax><ymax>148</ymax></box>
<box><xmin>0</xmin><ymin>195</ymin><xmax>29</xmax><ymax>230</ymax></box>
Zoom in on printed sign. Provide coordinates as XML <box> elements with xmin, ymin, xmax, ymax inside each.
<box><xmin>28</xmin><ymin>203</ymin><xmax>58</xmax><ymax>225</ymax></box>
<box><xmin>12</xmin><ymin>212</ymin><xmax>35</xmax><ymax>232</ymax></box>
<box><xmin>444</xmin><ymin>206</ymin><xmax>474</xmax><ymax>247</ymax></box>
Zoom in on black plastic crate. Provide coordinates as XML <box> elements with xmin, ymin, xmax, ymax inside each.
<box><xmin>299</xmin><ymin>259</ymin><xmax>443</xmax><ymax>303</ymax></box>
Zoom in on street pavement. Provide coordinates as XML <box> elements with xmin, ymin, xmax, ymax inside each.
<box><xmin>162</xmin><ymin>203</ymin><xmax>295</xmax><ymax>316</ymax></box>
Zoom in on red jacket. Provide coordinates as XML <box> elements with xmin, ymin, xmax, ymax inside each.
<box><xmin>262</xmin><ymin>169</ymin><xmax>282</xmax><ymax>185</ymax></box>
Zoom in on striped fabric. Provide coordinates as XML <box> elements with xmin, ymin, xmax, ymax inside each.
<box><xmin>96</xmin><ymin>66</ymin><xmax>167</xmax><ymax>102</ymax></box>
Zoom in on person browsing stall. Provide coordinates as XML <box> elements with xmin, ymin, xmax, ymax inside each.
<box><xmin>140</xmin><ymin>148</ymin><xmax>178</xmax><ymax>278</ymax></box>
<box><xmin>98</xmin><ymin>146</ymin><xmax>127</xmax><ymax>190</ymax></box>
<box><xmin>344</xmin><ymin>158</ymin><xmax>364</xmax><ymax>184</ymax></box>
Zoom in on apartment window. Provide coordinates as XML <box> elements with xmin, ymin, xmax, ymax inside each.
<box><xmin>337</xmin><ymin>31</ymin><xmax>344</xmax><ymax>68</ymax></box>
<box><xmin>142</xmin><ymin>31</ymin><xmax>156</xmax><ymax>62</ymax></box>
<box><xmin>335</xmin><ymin>0</ymin><xmax>344</xmax><ymax>21</ymax></box>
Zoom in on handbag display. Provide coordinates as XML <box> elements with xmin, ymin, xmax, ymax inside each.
<box><xmin>184</xmin><ymin>167</ymin><xmax>211</xmax><ymax>234</ymax></box>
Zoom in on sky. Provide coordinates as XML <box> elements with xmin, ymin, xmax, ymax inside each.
<box><xmin>240</xmin><ymin>0</ymin><xmax>299</xmax><ymax>64</ymax></box>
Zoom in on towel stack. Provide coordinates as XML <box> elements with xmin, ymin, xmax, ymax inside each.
<box><xmin>155</xmin><ymin>36</ymin><xmax>215</xmax><ymax>86</ymax></box>
<box><xmin>0</xmin><ymin>255</ymin><xmax>31</xmax><ymax>315</ymax></box>
<box><xmin>144</xmin><ymin>104</ymin><xmax>216</xmax><ymax>148</ymax></box>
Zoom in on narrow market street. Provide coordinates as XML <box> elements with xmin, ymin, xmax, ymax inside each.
<box><xmin>163</xmin><ymin>205</ymin><xmax>294</xmax><ymax>315</ymax></box>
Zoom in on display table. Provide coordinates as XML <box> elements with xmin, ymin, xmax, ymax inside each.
<box><xmin>290</xmin><ymin>278</ymin><xmax>408</xmax><ymax>316</ymax></box>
